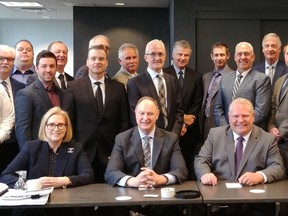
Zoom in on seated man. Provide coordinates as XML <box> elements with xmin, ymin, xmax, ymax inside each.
<box><xmin>195</xmin><ymin>98</ymin><xmax>285</xmax><ymax>216</ymax></box>
<box><xmin>105</xmin><ymin>96</ymin><xmax>188</xmax><ymax>216</ymax></box>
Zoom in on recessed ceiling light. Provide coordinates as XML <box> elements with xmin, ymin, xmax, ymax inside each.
<box><xmin>42</xmin><ymin>16</ymin><xmax>50</xmax><ymax>19</ymax></box>
<box><xmin>115</xmin><ymin>2</ymin><xmax>126</xmax><ymax>6</ymax></box>
<box><xmin>0</xmin><ymin>1</ymin><xmax>44</xmax><ymax>7</ymax></box>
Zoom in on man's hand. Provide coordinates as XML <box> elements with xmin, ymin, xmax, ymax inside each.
<box><xmin>238</xmin><ymin>172</ymin><xmax>264</xmax><ymax>186</ymax></box>
<box><xmin>184</xmin><ymin>114</ymin><xmax>196</xmax><ymax>126</ymax></box>
<box><xmin>200</xmin><ymin>173</ymin><xmax>217</xmax><ymax>186</ymax></box>
<box><xmin>269</xmin><ymin>127</ymin><xmax>281</xmax><ymax>142</ymax></box>
<box><xmin>180</xmin><ymin>125</ymin><xmax>187</xmax><ymax>137</ymax></box>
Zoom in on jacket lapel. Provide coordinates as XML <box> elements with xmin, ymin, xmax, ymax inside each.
<box><xmin>225</xmin><ymin>128</ymin><xmax>237</xmax><ymax>178</ymax></box>
<box><xmin>151</xmin><ymin>128</ymin><xmax>164</xmax><ymax>169</ymax></box>
<box><xmin>131</xmin><ymin>128</ymin><xmax>145</xmax><ymax>167</ymax></box>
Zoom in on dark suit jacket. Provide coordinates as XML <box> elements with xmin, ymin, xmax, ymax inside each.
<box><xmin>10</xmin><ymin>77</ymin><xmax>25</xmax><ymax>102</ymax></box>
<box><xmin>15</xmin><ymin>78</ymin><xmax>65</xmax><ymax>149</ymax></box>
<box><xmin>194</xmin><ymin>125</ymin><xmax>285</xmax><ymax>182</ymax></box>
<box><xmin>214</xmin><ymin>69</ymin><xmax>272</xmax><ymax>129</ymax></box>
<box><xmin>0</xmin><ymin>140</ymin><xmax>94</xmax><ymax>188</ymax></box>
<box><xmin>253</xmin><ymin>60</ymin><xmax>288</xmax><ymax>89</ymax></box>
<box><xmin>63</xmin><ymin>76</ymin><xmax>130</xmax><ymax>165</ymax></box>
<box><xmin>105</xmin><ymin>127</ymin><xmax>188</xmax><ymax>186</ymax></box>
<box><xmin>127</xmin><ymin>71</ymin><xmax>183</xmax><ymax>135</ymax></box>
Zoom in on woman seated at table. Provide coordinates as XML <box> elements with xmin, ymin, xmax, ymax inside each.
<box><xmin>0</xmin><ymin>106</ymin><xmax>94</xmax><ymax>188</ymax></box>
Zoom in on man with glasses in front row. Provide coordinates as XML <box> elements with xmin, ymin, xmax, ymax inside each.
<box><xmin>127</xmin><ymin>39</ymin><xmax>183</xmax><ymax>136</ymax></box>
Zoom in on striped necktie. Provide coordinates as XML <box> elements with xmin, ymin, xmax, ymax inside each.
<box><xmin>157</xmin><ymin>74</ymin><xmax>168</xmax><ymax>128</ymax></box>
<box><xmin>232</xmin><ymin>74</ymin><xmax>243</xmax><ymax>100</ymax></box>
<box><xmin>1</xmin><ymin>81</ymin><xmax>11</xmax><ymax>100</ymax></box>
<box><xmin>143</xmin><ymin>136</ymin><xmax>151</xmax><ymax>168</ymax></box>
<box><xmin>235</xmin><ymin>136</ymin><xmax>244</xmax><ymax>174</ymax></box>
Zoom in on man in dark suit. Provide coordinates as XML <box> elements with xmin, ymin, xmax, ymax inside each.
<box><xmin>214</xmin><ymin>42</ymin><xmax>271</xmax><ymax>130</ymax></box>
<box><xmin>253</xmin><ymin>33</ymin><xmax>288</xmax><ymax>89</ymax></box>
<box><xmin>164</xmin><ymin>40</ymin><xmax>202</xmax><ymax>180</ymax></box>
<box><xmin>63</xmin><ymin>45</ymin><xmax>130</xmax><ymax>183</ymax></box>
<box><xmin>200</xmin><ymin>42</ymin><xmax>234</xmax><ymax>142</ymax></box>
<box><xmin>0</xmin><ymin>45</ymin><xmax>25</xmax><ymax>173</ymax></box>
<box><xmin>127</xmin><ymin>39</ymin><xmax>183</xmax><ymax>135</ymax></box>
<box><xmin>15</xmin><ymin>50</ymin><xmax>65</xmax><ymax>149</ymax></box>
<box><xmin>105</xmin><ymin>96</ymin><xmax>187</xmax><ymax>216</ymax></box>
<box><xmin>195</xmin><ymin>98</ymin><xmax>285</xmax><ymax>216</ymax></box>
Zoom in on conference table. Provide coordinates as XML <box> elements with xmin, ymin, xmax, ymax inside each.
<box><xmin>197</xmin><ymin>180</ymin><xmax>288</xmax><ymax>216</ymax></box>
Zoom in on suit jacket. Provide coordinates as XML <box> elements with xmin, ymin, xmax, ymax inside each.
<box><xmin>253</xmin><ymin>60</ymin><xmax>288</xmax><ymax>89</ymax></box>
<box><xmin>127</xmin><ymin>71</ymin><xmax>183</xmax><ymax>135</ymax></box>
<box><xmin>63</xmin><ymin>75</ymin><xmax>130</xmax><ymax>164</ymax></box>
<box><xmin>105</xmin><ymin>127</ymin><xmax>188</xmax><ymax>186</ymax></box>
<box><xmin>15</xmin><ymin>78</ymin><xmax>65</xmax><ymax>149</ymax></box>
<box><xmin>214</xmin><ymin>69</ymin><xmax>272</xmax><ymax>129</ymax></box>
<box><xmin>268</xmin><ymin>74</ymin><xmax>288</xmax><ymax>142</ymax></box>
<box><xmin>112</xmin><ymin>67</ymin><xmax>136</xmax><ymax>90</ymax></box>
<box><xmin>194</xmin><ymin>125</ymin><xmax>285</xmax><ymax>182</ymax></box>
<box><xmin>199</xmin><ymin>66</ymin><xmax>234</xmax><ymax>140</ymax></box>
<box><xmin>0</xmin><ymin>140</ymin><xmax>94</xmax><ymax>188</ymax></box>
<box><xmin>10</xmin><ymin>77</ymin><xmax>25</xmax><ymax>102</ymax></box>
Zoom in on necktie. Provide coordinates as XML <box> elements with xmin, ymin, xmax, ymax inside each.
<box><xmin>280</xmin><ymin>77</ymin><xmax>288</xmax><ymax>99</ymax></box>
<box><xmin>178</xmin><ymin>71</ymin><xmax>184</xmax><ymax>88</ymax></box>
<box><xmin>156</xmin><ymin>74</ymin><xmax>168</xmax><ymax>128</ymax></box>
<box><xmin>205</xmin><ymin>71</ymin><xmax>220</xmax><ymax>117</ymax></box>
<box><xmin>268</xmin><ymin>65</ymin><xmax>274</xmax><ymax>84</ymax></box>
<box><xmin>58</xmin><ymin>74</ymin><xmax>67</xmax><ymax>90</ymax></box>
<box><xmin>1</xmin><ymin>81</ymin><xmax>11</xmax><ymax>99</ymax></box>
<box><xmin>232</xmin><ymin>74</ymin><xmax>243</xmax><ymax>100</ymax></box>
<box><xmin>94</xmin><ymin>82</ymin><xmax>103</xmax><ymax>116</ymax></box>
<box><xmin>143</xmin><ymin>136</ymin><xmax>151</xmax><ymax>168</ymax></box>
<box><xmin>235</xmin><ymin>136</ymin><xmax>244</xmax><ymax>174</ymax></box>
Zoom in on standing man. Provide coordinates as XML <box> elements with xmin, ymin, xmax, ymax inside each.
<box><xmin>0</xmin><ymin>45</ymin><xmax>24</xmax><ymax>173</ymax></box>
<box><xmin>15</xmin><ymin>50</ymin><xmax>65</xmax><ymax>149</ymax></box>
<box><xmin>254</xmin><ymin>33</ymin><xmax>288</xmax><ymax>88</ymax></box>
<box><xmin>127</xmin><ymin>39</ymin><xmax>183</xmax><ymax>135</ymax></box>
<box><xmin>63</xmin><ymin>45</ymin><xmax>130</xmax><ymax>183</ymax></box>
<box><xmin>214</xmin><ymin>42</ymin><xmax>271</xmax><ymax>130</ymax></box>
<box><xmin>164</xmin><ymin>40</ymin><xmax>203</xmax><ymax>180</ymax></box>
<box><xmin>195</xmin><ymin>98</ymin><xmax>285</xmax><ymax>216</ymax></box>
<box><xmin>200</xmin><ymin>42</ymin><xmax>234</xmax><ymax>142</ymax></box>
<box><xmin>75</xmin><ymin>35</ymin><xmax>110</xmax><ymax>79</ymax></box>
<box><xmin>112</xmin><ymin>43</ymin><xmax>139</xmax><ymax>90</ymax></box>
<box><xmin>11</xmin><ymin>39</ymin><xmax>35</xmax><ymax>84</ymax></box>
<box><xmin>105</xmin><ymin>96</ymin><xmax>187</xmax><ymax>216</ymax></box>
<box><xmin>268</xmin><ymin>42</ymin><xmax>288</xmax><ymax>176</ymax></box>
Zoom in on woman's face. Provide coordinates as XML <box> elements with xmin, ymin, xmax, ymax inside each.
<box><xmin>45</xmin><ymin>114</ymin><xmax>67</xmax><ymax>144</ymax></box>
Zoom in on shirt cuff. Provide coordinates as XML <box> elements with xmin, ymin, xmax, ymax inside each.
<box><xmin>163</xmin><ymin>174</ymin><xmax>177</xmax><ymax>185</ymax></box>
<box><xmin>257</xmin><ymin>171</ymin><xmax>267</xmax><ymax>183</ymax></box>
<box><xmin>117</xmin><ymin>175</ymin><xmax>132</xmax><ymax>187</ymax></box>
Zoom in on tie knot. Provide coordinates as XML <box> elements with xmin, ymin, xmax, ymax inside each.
<box><xmin>237</xmin><ymin>74</ymin><xmax>243</xmax><ymax>79</ymax></box>
<box><xmin>143</xmin><ymin>136</ymin><xmax>151</xmax><ymax>142</ymax></box>
<box><xmin>58</xmin><ymin>74</ymin><xmax>64</xmax><ymax>79</ymax></box>
<box><xmin>179</xmin><ymin>71</ymin><xmax>183</xmax><ymax>75</ymax></box>
<box><xmin>1</xmin><ymin>81</ymin><xmax>7</xmax><ymax>85</ymax></box>
<box><xmin>157</xmin><ymin>74</ymin><xmax>163</xmax><ymax>79</ymax></box>
<box><xmin>237</xmin><ymin>136</ymin><xmax>244</xmax><ymax>143</ymax></box>
<box><xmin>94</xmin><ymin>81</ymin><xmax>101</xmax><ymax>87</ymax></box>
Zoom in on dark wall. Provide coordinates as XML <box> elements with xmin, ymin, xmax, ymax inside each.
<box><xmin>73</xmin><ymin>7</ymin><xmax>169</xmax><ymax>77</ymax></box>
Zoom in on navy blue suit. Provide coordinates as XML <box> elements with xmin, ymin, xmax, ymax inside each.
<box><xmin>0</xmin><ymin>140</ymin><xmax>94</xmax><ymax>188</ymax></box>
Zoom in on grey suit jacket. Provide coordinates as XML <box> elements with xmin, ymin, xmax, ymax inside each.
<box><xmin>268</xmin><ymin>74</ymin><xmax>288</xmax><ymax>142</ymax></box>
<box><xmin>194</xmin><ymin>125</ymin><xmax>285</xmax><ymax>182</ymax></box>
<box><xmin>112</xmin><ymin>67</ymin><xmax>136</xmax><ymax>90</ymax></box>
<box><xmin>105</xmin><ymin>127</ymin><xmax>188</xmax><ymax>186</ymax></box>
<box><xmin>214</xmin><ymin>69</ymin><xmax>272</xmax><ymax>129</ymax></box>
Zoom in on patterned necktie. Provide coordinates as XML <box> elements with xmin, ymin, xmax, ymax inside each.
<box><xmin>58</xmin><ymin>74</ymin><xmax>67</xmax><ymax>90</ymax></box>
<box><xmin>205</xmin><ymin>71</ymin><xmax>220</xmax><ymax>117</ymax></box>
<box><xmin>156</xmin><ymin>74</ymin><xmax>168</xmax><ymax>128</ymax></box>
<box><xmin>143</xmin><ymin>136</ymin><xmax>151</xmax><ymax>168</ymax></box>
<box><xmin>1</xmin><ymin>81</ymin><xmax>11</xmax><ymax>99</ymax></box>
<box><xmin>94</xmin><ymin>82</ymin><xmax>103</xmax><ymax>116</ymax></box>
<box><xmin>178</xmin><ymin>71</ymin><xmax>184</xmax><ymax>88</ymax></box>
<box><xmin>280</xmin><ymin>77</ymin><xmax>288</xmax><ymax>99</ymax></box>
<box><xmin>232</xmin><ymin>74</ymin><xmax>243</xmax><ymax>100</ymax></box>
<box><xmin>235</xmin><ymin>136</ymin><xmax>244</xmax><ymax>174</ymax></box>
<box><xmin>267</xmin><ymin>65</ymin><xmax>274</xmax><ymax>84</ymax></box>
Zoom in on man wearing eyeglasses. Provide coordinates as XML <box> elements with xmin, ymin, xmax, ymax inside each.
<box><xmin>127</xmin><ymin>39</ymin><xmax>183</xmax><ymax>135</ymax></box>
<box><xmin>15</xmin><ymin>50</ymin><xmax>65</xmax><ymax>150</ymax></box>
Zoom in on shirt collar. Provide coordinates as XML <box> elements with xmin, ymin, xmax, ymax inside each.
<box><xmin>138</xmin><ymin>126</ymin><xmax>156</xmax><ymax>140</ymax></box>
<box><xmin>265</xmin><ymin>60</ymin><xmax>278</xmax><ymax>69</ymax></box>
<box><xmin>172</xmin><ymin>64</ymin><xmax>186</xmax><ymax>75</ymax></box>
<box><xmin>147</xmin><ymin>67</ymin><xmax>164</xmax><ymax>79</ymax></box>
<box><xmin>12</xmin><ymin>64</ymin><xmax>35</xmax><ymax>74</ymax></box>
<box><xmin>89</xmin><ymin>74</ymin><xmax>105</xmax><ymax>85</ymax></box>
<box><xmin>232</xmin><ymin>130</ymin><xmax>252</xmax><ymax>143</ymax></box>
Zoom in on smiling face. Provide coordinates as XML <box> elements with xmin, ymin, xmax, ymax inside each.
<box><xmin>118</xmin><ymin>47</ymin><xmax>139</xmax><ymax>74</ymax></box>
<box><xmin>144</xmin><ymin>40</ymin><xmax>166</xmax><ymax>73</ymax></box>
<box><xmin>35</xmin><ymin>57</ymin><xmax>57</xmax><ymax>85</ymax></box>
<box><xmin>0</xmin><ymin>49</ymin><xmax>14</xmax><ymax>79</ymax></box>
<box><xmin>49</xmin><ymin>42</ymin><xmax>68</xmax><ymax>72</ymax></box>
<box><xmin>262</xmin><ymin>36</ymin><xmax>281</xmax><ymax>65</ymax></box>
<box><xmin>211</xmin><ymin>46</ymin><xmax>230</xmax><ymax>70</ymax></box>
<box><xmin>45</xmin><ymin>114</ymin><xmax>67</xmax><ymax>145</ymax></box>
<box><xmin>234</xmin><ymin>43</ymin><xmax>255</xmax><ymax>73</ymax></box>
<box><xmin>172</xmin><ymin>46</ymin><xmax>191</xmax><ymax>70</ymax></box>
<box><xmin>135</xmin><ymin>98</ymin><xmax>160</xmax><ymax>135</ymax></box>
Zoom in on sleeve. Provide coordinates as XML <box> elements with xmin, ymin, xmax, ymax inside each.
<box><xmin>0</xmin><ymin>89</ymin><xmax>14</xmax><ymax>143</ymax></box>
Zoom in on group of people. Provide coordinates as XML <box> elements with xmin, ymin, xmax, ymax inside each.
<box><xmin>0</xmin><ymin>32</ymin><xmax>286</xmax><ymax>216</ymax></box>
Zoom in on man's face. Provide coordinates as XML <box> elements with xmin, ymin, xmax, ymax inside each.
<box><xmin>86</xmin><ymin>49</ymin><xmax>108</xmax><ymax>77</ymax></box>
<box><xmin>15</xmin><ymin>41</ymin><xmax>34</xmax><ymax>66</ymax></box>
<box><xmin>172</xmin><ymin>46</ymin><xmax>191</xmax><ymax>70</ymax></box>
<box><xmin>234</xmin><ymin>44</ymin><xmax>255</xmax><ymax>72</ymax></box>
<box><xmin>35</xmin><ymin>57</ymin><xmax>57</xmax><ymax>85</ymax></box>
<box><xmin>49</xmin><ymin>43</ymin><xmax>68</xmax><ymax>70</ymax></box>
<box><xmin>262</xmin><ymin>37</ymin><xmax>281</xmax><ymax>64</ymax></box>
<box><xmin>144</xmin><ymin>42</ymin><xmax>166</xmax><ymax>72</ymax></box>
<box><xmin>135</xmin><ymin>99</ymin><xmax>160</xmax><ymax>135</ymax></box>
<box><xmin>228</xmin><ymin>103</ymin><xmax>255</xmax><ymax>136</ymax></box>
<box><xmin>211</xmin><ymin>47</ymin><xmax>230</xmax><ymax>70</ymax></box>
<box><xmin>118</xmin><ymin>47</ymin><xmax>139</xmax><ymax>74</ymax></box>
<box><xmin>0</xmin><ymin>50</ymin><xmax>14</xmax><ymax>78</ymax></box>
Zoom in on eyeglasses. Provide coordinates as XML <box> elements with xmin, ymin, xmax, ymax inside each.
<box><xmin>145</xmin><ymin>52</ymin><xmax>165</xmax><ymax>58</ymax></box>
<box><xmin>46</xmin><ymin>123</ymin><xmax>67</xmax><ymax>130</ymax></box>
<box><xmin>0</xmin><ymin>57</ymin><xmax>14</xmax><ymax>63</ymax></box>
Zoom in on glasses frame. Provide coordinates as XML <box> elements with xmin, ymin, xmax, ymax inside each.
<box><xmin>46</xmin><ymin>123</ymin><xmax>67</xmax><ymax>130</ymax></box>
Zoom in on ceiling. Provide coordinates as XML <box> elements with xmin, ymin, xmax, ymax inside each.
<box><xmin>0</xmin><ymin>0</ymin><xmax>169</xmax><ymax>20</ymax></box>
